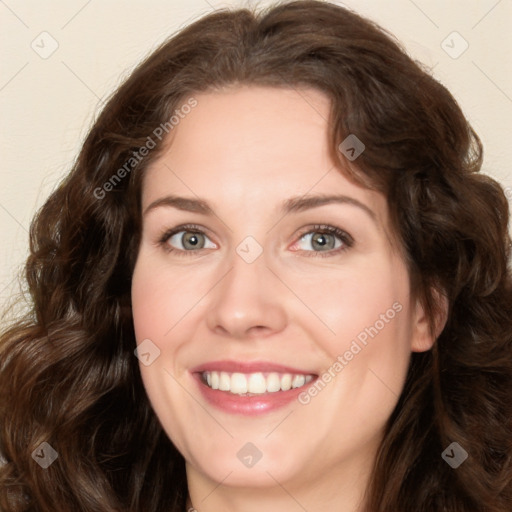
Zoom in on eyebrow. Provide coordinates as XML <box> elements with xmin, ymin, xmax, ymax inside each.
<box><xmin>144</xmin><ymin>196</ymin><xmax>213</xmax><ymax>216</ymax></box>
<box><xmin>282</xmin><ymin>194</ymin><xmax>376</xmax><ymax>221</ymax></box>
<box><xmin>144</xmin><ymin>193</ymin><xmax>376</xmax><ymax>222</ymax></box>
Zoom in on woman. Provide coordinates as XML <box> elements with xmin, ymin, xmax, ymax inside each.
<box><xmin>1</xmin><ymin>1</ymin><xmax>511</xmax><ymax>511</ymax></box>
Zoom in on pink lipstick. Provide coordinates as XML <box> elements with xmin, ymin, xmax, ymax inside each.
<box><xmin>190</xmin><ymin>360</ymin><xmax>317</xmax><ymax>415</ymax></box>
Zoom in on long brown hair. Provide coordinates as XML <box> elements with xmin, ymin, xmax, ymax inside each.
<box><xmin>1</xmin><ymin>1</ymin><xmax>511</xmax><ymax>510</ymax></box>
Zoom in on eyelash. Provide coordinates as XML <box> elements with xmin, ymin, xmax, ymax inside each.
<box><xmin>157</xmin><ymin>223</ymin><xmax>354</xmax><ymax>258</ymax></box>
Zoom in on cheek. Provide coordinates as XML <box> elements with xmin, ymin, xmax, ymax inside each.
<box><xmin>131</xmin><ymin>254</ymin><xmax>207</xmax><ymax>341</ymax></box>
<box><xmin>291</xmin><ymin>254</ymin><xmax>414</xmax><ymax>416</ymax></box>
<box><xmin>131</xmin><ymin>257</ymin><xmax>202</xmax><ymax>454</ymax></box>
<box><xmin>287</xmin><ymin>254</ymin><xmax>412</xmax><ymax>358</ymax></box>
<box><xmin>131</xmin><ymin>258</ymin><xmax>185</xmax><ymax>405</ymax></box>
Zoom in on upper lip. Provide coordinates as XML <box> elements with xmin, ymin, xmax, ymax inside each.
<box><xmin>190</xmin><ymin>360</ymin><xmax>317</xmax><ymax>375</ymax></box>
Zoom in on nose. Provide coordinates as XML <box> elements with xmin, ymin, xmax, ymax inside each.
<box><xmin>205</xmin><ymin>247</ymin><xmax>288</xmax><ymax>340</ymax></box>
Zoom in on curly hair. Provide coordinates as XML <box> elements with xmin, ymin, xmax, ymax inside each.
<box><xmin>1</xmin><ymin>1</ymin><xmax>511</xmax><ymax>511</ymax></box>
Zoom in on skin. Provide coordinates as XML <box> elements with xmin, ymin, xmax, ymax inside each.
<box><xmin>131</xmin><ymin>86</ymin><xmax>437</xmax><ymax>512</ymax></box>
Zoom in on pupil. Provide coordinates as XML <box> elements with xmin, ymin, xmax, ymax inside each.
<box><xmin>315</xmin><ymin>234</ymin><xmax>326</xmax><ymax>245</ymax></box>
<box><xmin>183</xmin><ymin>232</ymin><xmax>202</xmax><ymax>249</ymax></box>
<box><xmin>312</xmin><ymin>232</ymin><xmax>333</xmax><ymax>250</ymax></box>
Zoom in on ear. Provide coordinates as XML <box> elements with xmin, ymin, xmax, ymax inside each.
<box><xmin>411</xmin><ymin>289</ymin><xmax>448</xmax><ymax>353</ymax></box>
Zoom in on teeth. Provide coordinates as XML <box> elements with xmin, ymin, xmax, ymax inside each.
<box><xmin>266</xmin><ymin>372</ymin><xmax>281</xmax><ymax>393</ymax></box>
<box><xmin>248</xmin><ymin>372</ymin><xmax>266</xmax><ymax>393</ymax></box>
<box><xmin>210</xmin><ymin>371</ymin><xmax>219</xmax><ymax>390</ymax></box>
<box><xmin>281</xmin><ymin>373</ymin><xmax>292</xmax><ymax>391</ymax></box>
<box><xmin>202</xmin><ymin>371</ymin><xmax>314</xmax><ymax>395</ymax></box>
<box><xmin>292</xmin><ymin>374</ymin><xmax>306</xmax><ymax>388</ymax></box>
<box><xmin>231</xmin><ymin>373</ymin><xmax>248</xmax><ymax>394</ymax></box>
<box><xmin>219</xmin><ymin>372</ymin><xmax>230</xmax><ymax>391</ymax></box>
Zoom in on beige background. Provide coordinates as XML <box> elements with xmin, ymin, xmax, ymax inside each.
<box><xmin>1</xmin><ymin>0</ymin><xmax>511</xmax><ymax>317</ymax></box>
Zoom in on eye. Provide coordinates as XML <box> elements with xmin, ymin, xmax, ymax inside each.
<box><xmin>160</xmin><ymin>225</ymin><xmax>216</xmax><ymax>253</ymax></box>
<box><xmin>291</xmin><ymin>225</ymin><xmax>353</xmax><ymax>254</ymax></box>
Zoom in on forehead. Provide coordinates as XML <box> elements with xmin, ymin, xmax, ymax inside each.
<box><xmin>142</xmin><ymin>86</ymin><xmax>388</xmax><ymax>227</ymax></box>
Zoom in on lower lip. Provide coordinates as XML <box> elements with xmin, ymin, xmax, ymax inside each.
<box><xmin>193</xmin><ymin>373</ymin><xmax>315</xmax><ymax>415</ymax></box>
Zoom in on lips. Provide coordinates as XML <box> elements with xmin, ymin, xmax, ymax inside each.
<box><xmin>190</xmin><ymin>360</ymin><xmax>318</xmax><ymax>415</ymax></box>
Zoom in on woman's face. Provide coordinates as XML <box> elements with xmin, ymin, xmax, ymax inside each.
<box><xmin>131</xmin><ymin>86</ymin><xmax>433</xmax><ymax>503</ymax></box>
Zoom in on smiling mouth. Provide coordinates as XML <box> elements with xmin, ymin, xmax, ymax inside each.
<box><xmin>200</xmin><ymin>371</ymin><xmax>315</xmax><ymax>395</ymax></box>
